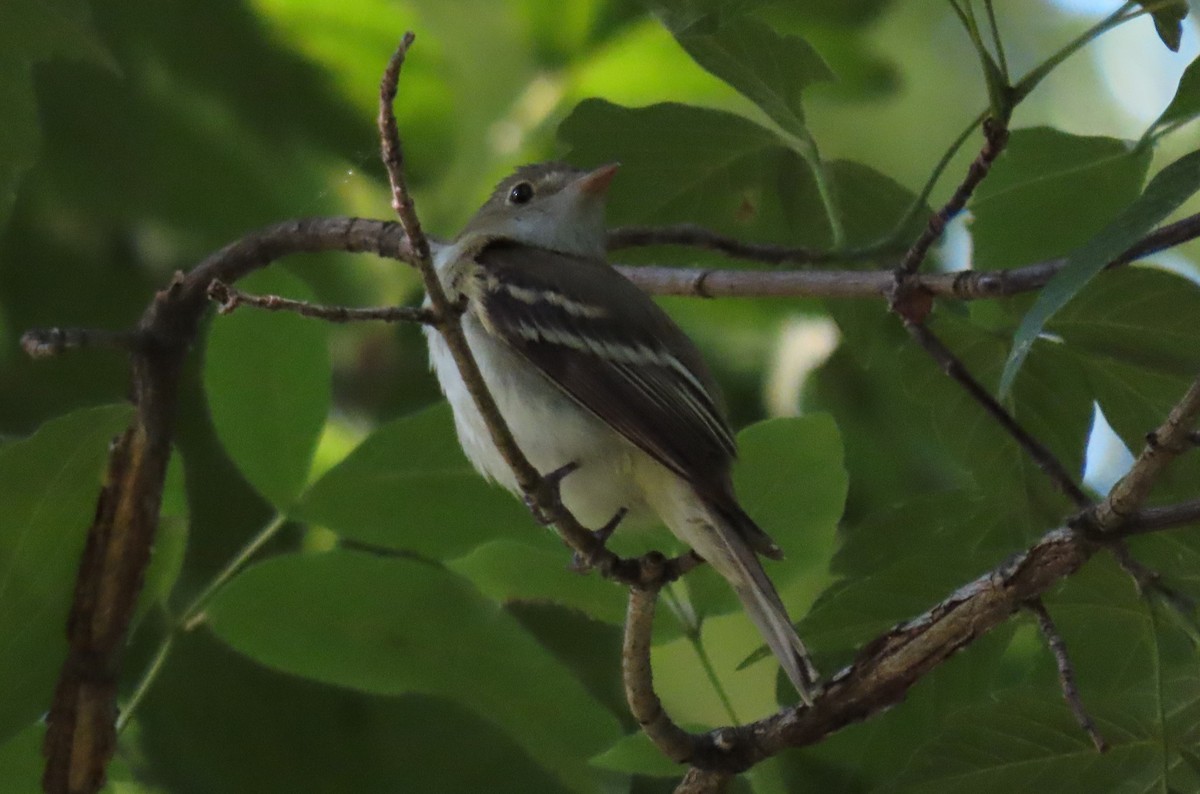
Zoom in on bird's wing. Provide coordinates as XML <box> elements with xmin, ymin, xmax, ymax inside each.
<box><xmin>470</xmin><ymin>240</ymin><xmax>736</xmax><ymax>486</ymax></box>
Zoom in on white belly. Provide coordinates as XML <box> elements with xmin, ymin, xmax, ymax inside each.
<box><xmin>425</xmin><ymin>317</ymin><xmax>652</xmax><ymax>530</ymax></box>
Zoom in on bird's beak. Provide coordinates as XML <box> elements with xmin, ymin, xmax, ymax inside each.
<box><xmin>575</xmin><ymin>162</ymin><xmax>621</xmax><ymax>197</ymax></box>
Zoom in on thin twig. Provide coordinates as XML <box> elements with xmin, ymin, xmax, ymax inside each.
<box><xmin>12</xmin><ymin>213</ymin><xmax>1196</xmax><ymax>355</ymax></box>
<box><xmin>20</xmin><ymin>327</ymin><xmax>139</xmax><ymax>358</ymax></box>
<box><xmin>615</xmin><ymin>210</ymin><xmax>1200</xmax><ymax>300</ymax></box>
<box><xmin>207</xmin><ymin>280</ymin><xmax>436</xmax><ymax>325</ymax></box>
<box><xmin>378</xmin><ymin>33</ymin><xmax>429</xmax><ymax>264</ymax></box>
<box><xmin>606</xmin><ymin>223</ymin><xmax>889</xmax><ymax>264</ymax></box>
<box><xmin>1026</xmin><ymin>598</ymin><xmax>1107</xmax><ymax>753</ymax></box>
<box><xmin>895</xmin><ymin>119</ymin><xmax>1009</xmax><ymax>277</ymax></box>
<box><xmin>901</xmin><ymin>320</ymin><xmax>1092</xmax><ymax>509</ymax></box>
<box><xmin>1109</xmin><ymin>542</ymin><xmax>1199</xmax><ymax>630</ymax></box>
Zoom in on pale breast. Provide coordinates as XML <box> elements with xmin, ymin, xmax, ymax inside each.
<box><xmin>425</xmin><ymin>315</ymin><xmax>653</xmax><ymax>531</ymax></box>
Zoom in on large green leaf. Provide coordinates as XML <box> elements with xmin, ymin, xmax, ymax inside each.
<box><xmin>448</xmin><ymin>539</ymin><xmax>627</xmax><ymax>625</ymax></box>
<box><xmin>802</xmin><ymin>492</ymin><xmax>1024</xmax><ymax>667</ymax></box>
<box><xmin>683</xmin><ymin>415</ymin><xmax>846</xmax><ymax>625</ymax></box>
<box><xmin>1000</xmin><ymin>148</ymin><xmax>1200</xmax><ymax>397</ymax></box>
<box><xmin>1147</xmin><ymin>55</ymin><xmax>1200</xmax><ymax>141</ymax></box>
<box><xmin>561</xmin><ymin>99</ymin><xmax>832</xmax><ymax>247</ymax></box>
<box><xmin>136</xmin><ymin>629</ymin><xmax>576</xmax><ymax>794</ymax></box>
<box><xmin>776</xmin><ymin>627</ymin><xmax>1016</xmax><ymax>791</ymax></box>
<box><xmin>894</xmin><ymin>309</ymin><xmax>1093</xmax><ymax>519</ymax></box>
<box><xmin>885</xmin><ymin>695</ymin><xmax>1156</xmax><ymax>793</ymax></box>
<box><xmin>203</xmin><ymin>268</ymin><xmax>331</xmax><ymax>509</ymax></box>
<box><xmin>0</xmin><ymin>0</ymin><xmax>111</xmax><ymax>230</ymax></box>
<box><xmin>0</xmin><ymin>722</ymin><xmax>147</xmax><ymax>794</ymax></box>
<box><xmin>206</xmin><ymin>550</ymin><xmax>622</xmax><ymax>793</ymax></box>
<box><xmin>1137</xmin><ymin>0</ymin><xmax>1188</xmax><ymax>52</ymax></box>
<box><xmin>970</xmin><ymin>128</ymin><xmax>1151</xmax><ymax>270</ymax></box>
<box><xmin>659</xmin><ymin>12</ymin><xmax>833</xmax><ymax>145</ymax></box>
<box><xmin>0</xmin><ymin>403</ymin><xmax>132</xmax><ymax>743</ymax></box>
<box><xmin>735</xmin><ymin>414</ymin><xmax>845</xmax><ymax>582</ymax></box>
<box><xmin>1048</xmin><ymin>267</ymin><xmax>1200</xmax><ymax>382</ymax></box>
<box><xmin>888</xmin><ymin>556</ymin><xmax>1200</xmax><ymax>792</ymax></box>
<box><xmin>296</xmin><ymin>403</ymin><xmax>541</xmax><ymax>559</ymax></box>
<box><xmin>590</xmin><ymin>730</ymin><xmax>681</xmax><ymax>778</ymax></box>
<box><xmin>135</xmin><ymin>453</ymin><xmax>189</xmax><ymax>626</ymax></box>
<box><xmin>1045</xmin><ymin>266</ymin><xmax>1200</xmax><ymax>506</ymax></box>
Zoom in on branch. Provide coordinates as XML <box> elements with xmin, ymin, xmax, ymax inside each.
<box><xmin>623</xmin><ymin>584</ymin><xmax>702</xmax><ymax>763</ymax></box>
<box><xmin>1109</xmin><ymin>542</ymin><xmax>1198</xmax><ymax>628</ymax></box>
<box><xmin>208</xmin><ymin>280</ymin><xmax>437</xmax><ymax>325</ymax></box>
<box><xmin>673</xmin><ymin>372</ymin><xmax>1200</xmax><ymax>779</ymax></box>
<box><xmin>1026</xmin><ymin>598</ymin><xmax>1107</xmax><ymax>753</ymax></box>
<box><xmin>20</xmin><ymin>327</ymin><xmax>139</xmax><ymax>358</ymax></box>
<box><xmin>1119</xmin><ymin>498</ymin><xmax>1200</xmax><ymax>535</ymax></box>
<box><xmin>38</xmin><ymin>221</ymin><xmax>415</xmax><ymax>792</ymax></box>
<box><xmin>607</xmin><ymin>223</ymin><xmax>888</xmax><ymax>265</ymax></box>
<box><xmin>611</xmin><ymin>210</ymin><xmax>1200</xmax><ymax>300</ymax></box>
<box><xmin>895</xmin><ymin>118</ymin><xmax>1009</xmax><ymax>277</ymax></box>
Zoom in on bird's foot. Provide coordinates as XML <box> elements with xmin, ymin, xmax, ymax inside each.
<box><xmin>569</xmin><ymin>507</ymin><xmax>628</xmax><ymax>573</ymax></box>
<box><xmin>523</xmin><ymin>461</ymin><xmax>580</xmax><ymax>525</ymax></box>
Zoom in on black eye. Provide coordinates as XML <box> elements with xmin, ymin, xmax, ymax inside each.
<box><xmin>508</xmin><ymin>182</ymin><xmax>534</xmax><ymax>205</ymax></box>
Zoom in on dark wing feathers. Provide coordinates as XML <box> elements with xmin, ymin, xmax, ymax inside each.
<box><xmin>472</xmin><ymin>241</ymin><xmax>736</xmax><ymax>486</ymax></box>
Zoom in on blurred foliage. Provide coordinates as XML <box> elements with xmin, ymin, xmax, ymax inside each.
<box><xmin>2</xmin><ymin>1</ymin><xmax>1200</xmax><ymax>792</ymax></box>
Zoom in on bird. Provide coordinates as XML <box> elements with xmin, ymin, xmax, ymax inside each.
<box><xmin>424</xmin><ymin>161</ymin><xmax>817</xmax><ymax>702</ymax></box>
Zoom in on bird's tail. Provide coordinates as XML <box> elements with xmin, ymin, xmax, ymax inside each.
<box><xmin>705</xmin><ymin>501</ymin><xmax>819</xmax><ymax>705</ymax></box>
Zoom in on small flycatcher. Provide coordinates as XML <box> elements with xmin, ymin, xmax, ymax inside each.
<box><xmin>426</xmin><ymin>162</ymin><xmax>817</xmax><ymax>702</ymax></box>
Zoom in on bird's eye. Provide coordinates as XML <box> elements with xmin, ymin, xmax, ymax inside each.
<box><xmin>508</xmin><ymin>182</ymin><xmax>534</xmax><ymax>205</ymax></box>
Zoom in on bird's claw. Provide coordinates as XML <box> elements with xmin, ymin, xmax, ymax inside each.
<box><xmin>524</xmin><ymin>461</ymin><xmax>581</xmax><ymax>525</ymax></box>
<box><xmin>569</xmin><ymin>507</ymin><xmax>628</xmax><ymax>573</ymax></box>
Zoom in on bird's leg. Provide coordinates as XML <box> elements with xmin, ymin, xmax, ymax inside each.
<box><xmin>524</xmin><ymin>460</ymin><xmax>581</xmax><ymax>525</ymax></box>
<box><xmin>569</xmin><ymin>506</ymin><xmax>629</xmax><ymax>573</ymax></box>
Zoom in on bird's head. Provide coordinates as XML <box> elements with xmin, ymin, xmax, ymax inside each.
<box><xmin>461</xmin><ymin>162</ymin><xmax>620</xmax><ymax>258</ymax></box>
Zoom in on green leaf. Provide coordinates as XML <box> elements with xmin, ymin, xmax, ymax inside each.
<box><xmin>1148</xmin><ymin>55</ymin><xmax>1200</xmax><ymax>140</ymax></box>
<box><xmin>776</xmin><ymin>626</ymin><xmax>1017</xmax><ymax>791</ymax></box>
<box><xmin>0</xmin><ymin>0</ymin><xmax>112</xmax><ymax>229</ymax></box>
<box><xmin>203</xmin><ymin>269</ymin><xmax>331</xmax><ymax>509</ymax></box>
<box><xmin>1044</xmin><ymin>270</ymin><xmax>1200</xmax><ymax>531</ymax></box>
<box><xmin>296</xmin><ymin>403</ymin><xmax>540</xmax><ymax>559</ymax></box>
<box><xmin>735</xmin><ymin>415</ymin><xmax>846</xmax><ymax>575</ymax></box>
<box><xmin>448</xmin><ymin>539</ymin><xmax>627</xmax><ymax>625</ymax></box>
<box><xmin>1048</xmin><ymin>267</ymin><xmax>1200</xmax><ymax>383</ymax></box>
<box><xmin>1138</xmin><ymin>0</ymin><xmax>1188</xmax><ymax>52</ymax></box>
<box><xmin>137</xmin><ymin>628</ymin><xmax>578</xmax><ymax>794</ymax></box>
<box><xmin>206</xmin><ymin>550</ymin><xmax>622</xmax><ymax>793</ymax></box>
<box><xmin>560</xmin><ymin>99</ymin><xmax>833</xmax><ymax>248</ymax></box>
<box><xmin>886</xmin><ymin>694</ymin><xmax>1155</xmax><ymax>793</ymax></box>
<box><xmin>1000</xmin><ymin>148</ymin><xmax>1200</xmax><ymax>397</ymax></box>
<box><xmin>0</xmin><ymin>403</ymin><xmax>133</xmax><ymax>743</ymax></box>
<box><xmin>661</xmin><ymin>13</ymin><xmax>833</xmax><ymax>145</ymax></box>
<box><xmin>135</xmin><ymin>453</ymin><xmax>189</xmax><ymax>625</ymax></box>
<box><xmin>0</xmin><ymin>723</ymin><xmax>41</xmax><ymax>792</ymax></box>
<box><xmin>589</xmin><ymin>730</ymin><xmax>682</xmax><ymax>777</ymax></box>
<box><xmin>802</xmin><ymin>492</ymin><xmax>1022</xmax><ymax>664</ymax></box>
<box><xmin>970</xmin><ymin>128</ymin><xmax>1152</xmax><ymax>270</ymax></box>
<box><xmin>886</xmin><ymin>555</ymin><xmax>1200</xmax><ymax>793</ymax></box>
<box><xmin>685</xmin><ymin>415</ymin><xmax>846</xmax><ymax>623</ymax></box>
